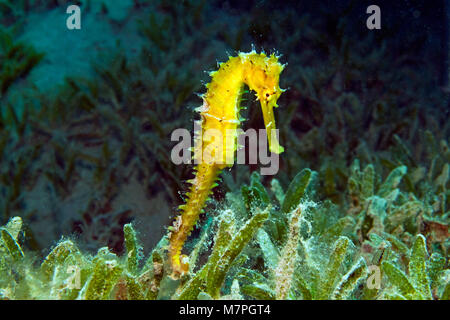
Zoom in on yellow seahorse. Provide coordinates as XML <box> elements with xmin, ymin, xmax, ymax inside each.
<box><xmin>168</xmin><ymin>51</ymin><xmax>286</xmax><ymax>277</ymax></box>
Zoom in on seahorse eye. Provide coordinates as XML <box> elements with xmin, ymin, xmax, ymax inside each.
<box><xmin>263</xmin><ymin>89</ymin><xmax>272</xmax><ymax>101</ymax></box>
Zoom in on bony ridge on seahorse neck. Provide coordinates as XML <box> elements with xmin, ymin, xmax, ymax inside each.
<box><xmin>168</xmin><ymin>50</ymin><xmax>286</xmax><ymax>278</ymax></box>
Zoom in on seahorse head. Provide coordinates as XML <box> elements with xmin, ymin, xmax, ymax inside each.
<box><xmin>240</xmin><ymin>51</ymin><xmax>286</xmax><ymax>154</ymax></box>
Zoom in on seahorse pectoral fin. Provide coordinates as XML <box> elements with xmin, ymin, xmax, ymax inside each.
<box><xmin>260</xmin><ymin>99</ymin><xmax>284</xmax><ymax>154</ymax></box>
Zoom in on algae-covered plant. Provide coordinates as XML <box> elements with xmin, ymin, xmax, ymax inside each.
<box><xmin>0</xmin><ymin>0</ymin><xmax>448</xmax><ymax>301</ymax></box>
<box><xmin>0</xmin><ymin>165</ymin><xmax>448</xmax><ymax>300</ymax></box>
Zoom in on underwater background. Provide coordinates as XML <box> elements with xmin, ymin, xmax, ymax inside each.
<box><xmin>0</xmin><ymin>0</ymin><xmax>448</xmax><ymax>300</ymax></box>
